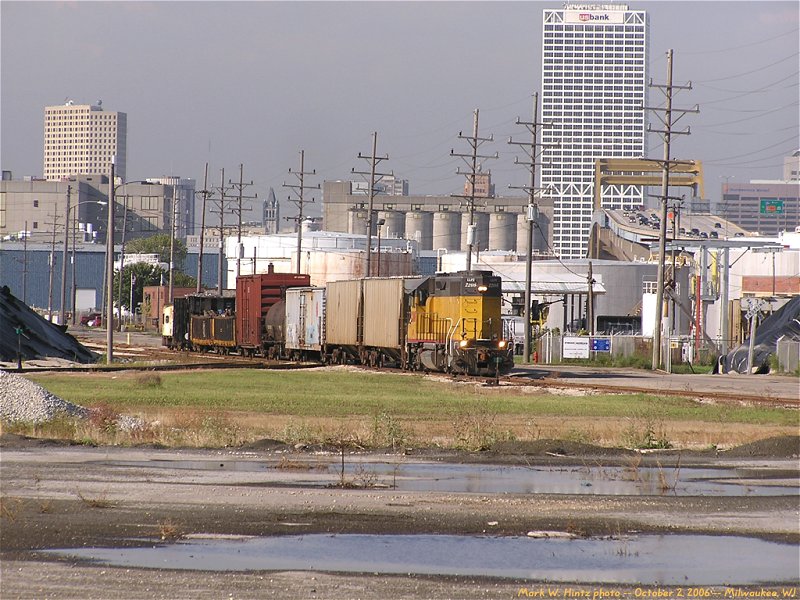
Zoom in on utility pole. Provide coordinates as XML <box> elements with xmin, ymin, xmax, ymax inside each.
<box><xmin>106</xmin><ymin>158</ymin><xmax>115</xmax><ymax>364</ymax></box>
<box><xmin>168</xmin><ymin>189</ymin><xmax>177</xmax><ymax>304</ymax></box>
<box><xmin>46</xmin><ymin>206</ymin><xmax>60</xmax><ymax>320</ymax></box>
<box><xmin>117</xmin><ymin>194</ymin><xmax>129</xmax><ymax>330</ymax></box>
<box><xmin>352</xmin><ymin>132</ymin><xmax>390</xmax><ymax>277</ymax></box>
<box><xmin>645</xmin><ymin>49</ymin><xmax>699</xmax><ymax>370</ymax></box>
<box><xmin>228</xmin><ymin>164</ymin><xmax>256</xmax><ymax>279</ymax></box>
<box><xmin>196</xmin><ymin>163</ymin><xmax>210</xmax><ymax>293</ymax></box>
<box><xmin>587</xmin><ymin>261</ymin><xmax>594</xmax><ymax>335</ymax></box>
<box><xmin>210</xmin><ymin>168</ymin><xmax>233</xmax><ymax>295</ymax></box>
<box><xmin>22</xmin><ymin>221</ymin><xmax>28</xmax><ymax>304</ymax></box>
<box><xmin>451</xmin><ymin>109</ymin><xmax>498</xmax><ymax>271</ymax></box>
<box><xmin>508</xmin><ymin>92</ymin><xmax>555</xmax><ymax>363</ymax></box>
<box><xmin>283</xmin><ymin>150</ymin><xmax>319</xmax><ymax>274</ymax></box>
<box><xmin>59</xmin><ymin>185</ymin><xmax>71</xmax><ymax>325</ymax></box>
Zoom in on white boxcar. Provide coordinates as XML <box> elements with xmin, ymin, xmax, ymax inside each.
<box><xmin>285</xmin><ymin>287</ymin><xmax>326</xmax><ymax>352</ymax></box>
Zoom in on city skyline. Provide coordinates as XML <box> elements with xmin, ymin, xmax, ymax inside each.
<box><xmin>2</xmin><ymin>1</ymin><xmax>798</xmax><ymax>222</ymax></box>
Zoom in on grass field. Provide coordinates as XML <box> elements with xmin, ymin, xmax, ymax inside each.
<box><xmin>9</xmin><ymin>367</ymin><xmax>798</xmax><ymax>451</ymax></box>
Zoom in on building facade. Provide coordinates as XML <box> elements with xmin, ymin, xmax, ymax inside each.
<box><xmin>541</xmin><ymin>3</ymin><xmax>648</xmax><ymax>259</ymax></box>
<box><xmin>44</xmin><ymin>101</ymin><xmax>127</xmax><ymax>182</ymax></box>
<box><xmin>0</xmin><ymin>176</ymin><xmax>187</xmax><ymax>244</ymax></box>
<box><xmin>717</xmin><ymin>181</ymin><xmax>800</xmax><ymax>236</ymax></box>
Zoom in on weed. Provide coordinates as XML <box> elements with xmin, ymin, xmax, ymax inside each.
<box><xmin>656</xmin><ymin>454</ymin><xmax>682</xmax><ymax>494</ymax></box>
<box><xmin>621</xmin><ymin>407</ymin><xmax>671</xmax><ymax>450</ymax></box>
<box><xmin>88</xmin><ymin>403</ymin><xmax>120</xmax><ymax>435</ymax></box>
<box><xmin>0</xmin><ymin>497</ymin><xmax>22</xmax><ymax>521</ymax></box>
<box><xmin>39</xmin><ymin>499</ymin><xmax>54</xmax><ymax>513</ymax></box>
<box><xmin>451</xmin><ymin>401</ymin><xmax>503</xmax><ymax>451</ymax></box>
<box><xmin>371</xmin><ymin>411</ymin><xmax>411</xmax><ymax>451</ymax></box>
<box><xmin>75</xmin><ymin>489</ymin><xmax>114</xmax><ymax>509</ymax></box>
<box><xmin>623</xmin><ymin>453</ymin><xmax>643</xmax><ymax>482</ymax></box>
<box><xmin>352</xmin><ymin>463</ymin><xmax>380</xmax><ymax>488</ymax></box>
<box><xmin>281</xmin><ymin>420</ymin><xmax>318</xmax><ymax>446</ymax></box>
<box><xmin>135</xmin><ymin>371</ymin><xmax>163</xmax><ymax>388</ymax></box>
<box><xmin>158</xmin><ymin>520</ymin><xmax>184</xmax><ymax>541</ymax></box>
<box><xmin>275</xmin><ymin>457</ymin><xmax>314</xmax><ymax>471</ymax></box>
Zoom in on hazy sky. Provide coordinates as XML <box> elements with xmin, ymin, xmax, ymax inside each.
<box><xmin>2</xmin><ymin>1</ymin><xmax>798</xmax><ymax>218</ymax></box>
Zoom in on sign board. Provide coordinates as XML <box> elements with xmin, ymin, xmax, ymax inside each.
<box><xmin>760</xmin><ymin>199</ymin><xmax>784</xmax><ymax>215</ymax></box>
<box><xmin>563</xmin><ymin>336</ymin><xmax>590</xmax><ymax>359</ymax></box>
<box><xmin>564</xmin><ymin>10</ymin><xmax>625</xmax><ymax>24</ymax></box>
<box><xmin>590</xmin><ymin>337</ymin><xmax>611</xmax><ymax>352</ymax></box>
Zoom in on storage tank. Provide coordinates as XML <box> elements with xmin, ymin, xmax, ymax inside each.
<box><xmin>405</xmin><ymin>211</ymin><xmax>433</xmax><ymax>251</ymax></box>
<box><xmin>461</xmin><ymin>212</ymin><xmax>489</xmax><ymax>252</ymax></box>
<box><xmin>377</xmin><ymin>210</ymin><xmax>405</xmax><ymax>240</ymax></box>
<box><xmin>488</xmin><ymin>213</ymin><xmax>518</xmax><ymax>251</ymax></box>
<box><xmin>432</xmin><ymin>211</ymin><xmax>461</xmax><ymax>251</ymax></box>
<box><xmin>347</xmin><ymin>208</ymin><xmax>368</xmax><ymax>235</ymax></box>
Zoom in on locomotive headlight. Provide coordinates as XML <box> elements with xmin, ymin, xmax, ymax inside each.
<box><xmin>498</xmin><ymin>340</ymin><xmax>507</xmax><ymax>349</ymax></box>
<box><xmin>477</xmin><ymin>285</ymin><xmax>488</xmax><ymax>293</ymax></box>
<box><xmin>459</xmin><ymin>340</ymin><xmax>469</xmax><ymax>348</ymax></box>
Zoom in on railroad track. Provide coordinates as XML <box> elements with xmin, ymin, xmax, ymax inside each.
<box><xmin>17</xmin><ymin>345</ymin><xmax>799</xmax><ymax>409</ymax></box>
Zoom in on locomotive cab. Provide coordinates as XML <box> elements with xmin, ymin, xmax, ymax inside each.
<box><xmin>407</xmin><ymin>270</ymin><xmax>513</xmax><ymax>375</ymax></box>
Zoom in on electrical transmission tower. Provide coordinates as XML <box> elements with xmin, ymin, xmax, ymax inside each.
<box><xmin>645</xmin><ymin>48</ymin><xmax>699</xmax><ymax>370</ymax></box>
<box><xmin>508</xmin><ymin>92</ymin><xmax>556</xmax><ymax>363</ymax></box>
<box><xmin>450</xmin><ymin>109</ymin><xmax>498</xmax><ymax>272</ymax></box>
<box><xmin>283</xmin><ymin>150</ymin><xmax>320</xmax><ymax>275</ymax></box>
<box><xmin>352</xmin><ymin>132</ymin><xmax>391</xmax><ymax>277</ymax></box>
<box><xmin>228</xmin><ymin>164</ymin><xmax>256</xmax><ymax>279</ymax></box>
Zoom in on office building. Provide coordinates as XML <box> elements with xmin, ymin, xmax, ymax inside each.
<box><xmin>541</xmin><ymin>3</ymin><xmax>648</xmax><ymax>258</ymax></box>
<box><xmin>44</xmin><ymin>100</ymin><xmax>127</xmax><ymax>182</ymax></box>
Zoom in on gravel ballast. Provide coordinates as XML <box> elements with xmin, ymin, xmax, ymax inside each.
<box><xmin>0</xmin><ymin>370</ymin><xmax>90</xmax><ymax>424</ymax></box>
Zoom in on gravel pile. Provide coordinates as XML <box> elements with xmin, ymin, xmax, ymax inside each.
<box><xmin>0</xmin><ymin>370</ymin><xmax>90</xmax><ymax>424</ymax></box>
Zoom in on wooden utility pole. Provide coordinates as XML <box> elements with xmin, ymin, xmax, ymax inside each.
<box><xmin>46</xmin><ymin>205</ymin><xmax>60</xmax><ymax>319</ymax></box>
<box><xmin>352</xmin><ymin>133</ymin><xmax>390</xmax><ymax>277</ymax></box>
<box><xmin>59</xmin><ymin>185</ymin><xmax>71</xmax><ymax>325</ymax></box>
<box><xmin>196</xmin><ymin>163</ymin><xmax>210</xmax><ymax>293</ymax></box>
<box><xmin>508</xmin><ymin>92</ymin><xmax>555</xmax><ymax>363</ymax></box>
<box><xmin>228</xmin><ymin>164</ymin><xmax>256</xmax><ymax>279</ymax></box>
<box><xmin>451</xmin><ymin>109</ymin><xmax>497</xmax><ymax>271</ymax></box>
<box><xmin>645</xmin><ymin>49</ymin><xmax>698</xmax><ymax>370</ymax></box>
<box><xmin>283</xmin><ymin>150</ymin><xmax>319</xmax><ymax>274</ymax></box>
<box><xmin>210</xmin><ymin>168</ymin><xmax>232</xmax><ymax>294</ymax></box>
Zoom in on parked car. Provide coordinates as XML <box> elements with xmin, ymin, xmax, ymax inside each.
<box><xmin>80</xmin><ymin>312</ymin><xmax>102</xmax><ymax>327</ymax></box>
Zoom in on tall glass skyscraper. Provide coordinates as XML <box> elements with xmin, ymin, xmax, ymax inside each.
<box><xmin>541</xmin><ymin>4</ymin><xmax>649</xmax><ymax>258</ymax></box>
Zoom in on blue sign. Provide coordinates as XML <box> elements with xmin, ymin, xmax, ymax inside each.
<box><xmin>590</xmin><ymin>338</ymin><xmax>611</xmax><ymax>352</ymax></box>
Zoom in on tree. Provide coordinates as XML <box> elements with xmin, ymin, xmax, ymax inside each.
<box><xmin>112</xmin><ymin>263</ymin><xmax>197</xmax><ymax>311</ymax></box>
<box><xmin>125</xmin><ymin>234</ymin><xmax>187</xmax><ymax>270</ymax></box>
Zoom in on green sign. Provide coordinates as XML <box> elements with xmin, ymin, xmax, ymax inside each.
<box><xmin>760</xmin><ymin>199</ymin><xmax>784</xmax><ymax>214</ymax></box>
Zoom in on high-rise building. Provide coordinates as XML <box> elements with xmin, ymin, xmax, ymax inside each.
<box><xmin>43</xmin><ymin>100</ymin><xmax>127</xmax><ymax>182</ymax></box>
<box><xmin>541</xmin><ymin>3</ymin><xmax>648</xmax><ymax>258</ymax></box>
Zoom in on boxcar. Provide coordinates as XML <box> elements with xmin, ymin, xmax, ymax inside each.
<box><xmin>284</xmin><ymin>287</ymin><xmax>325</xmax><ymax>359</ymax></box>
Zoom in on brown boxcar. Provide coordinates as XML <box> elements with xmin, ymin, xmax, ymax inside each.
<box><xmin>236</xmin><ymin>269</ymin><xmax>310</xmax><ymax>350</ymax></box>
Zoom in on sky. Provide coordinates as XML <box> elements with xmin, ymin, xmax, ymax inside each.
<box><xmin>1</xmin><ymin>1</ymin><xmax>798</xmax><ymax>220</ymax></box>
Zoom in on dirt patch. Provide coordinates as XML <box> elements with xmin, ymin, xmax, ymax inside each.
<box><xmin>721</xmin><ymin>434</ymin><xmax>800</xmax><ymax>458</ymax></box>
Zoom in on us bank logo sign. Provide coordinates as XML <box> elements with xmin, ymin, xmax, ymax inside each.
<box><xmin>565</xmin><ymin>10</ymin><xmax>625</xmax><ymax>24</ymax></box>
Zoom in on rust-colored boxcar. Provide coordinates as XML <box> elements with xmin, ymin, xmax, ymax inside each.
<box><xmin>235</xmin><ymin>270</ymin><xmax>310</xmax><ymax>350</ymax></box>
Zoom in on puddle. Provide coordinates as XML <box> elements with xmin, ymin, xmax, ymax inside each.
<box><xmin>105</xmin><ymin>459</ymin><xmax>799</xmax><ymax>497</ymax></box>
<box><xmin>48</xmin><ymin>534</ymin><xmax>799</xmax><ymax>585</ymax></box>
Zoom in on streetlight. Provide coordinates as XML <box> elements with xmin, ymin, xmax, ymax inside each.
<box><xmin>59</xmin><ymin>186</ymin><xmax>106</xmax><ymax>325</ymax></box>
<box><xmin>376</xmin><ymin>218</ymin><xmax>386</xmax><ymax>276</ymax></box>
